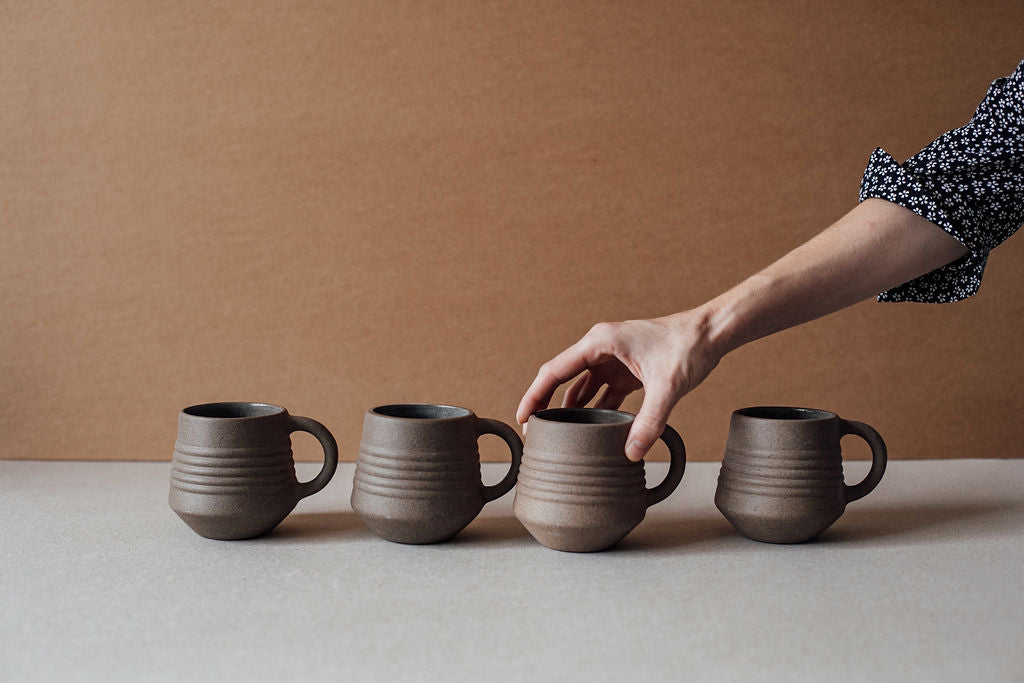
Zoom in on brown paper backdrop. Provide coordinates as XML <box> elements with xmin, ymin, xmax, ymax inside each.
<box><xmin>3</xmin><ymin>1</ymin><xmax>1022</xmax><ymax>463</ymax></box>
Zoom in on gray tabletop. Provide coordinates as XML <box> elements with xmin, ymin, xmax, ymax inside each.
<box><xmin>2</xmin><ymin>460</ymin><xmax>1022</xmax><ymax>682</ymax></box>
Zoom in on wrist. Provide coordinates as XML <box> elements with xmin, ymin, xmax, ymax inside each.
<box><xmin>662</xmin><ymin>305</ymin><xmax>725</xmax><ymax>369</ymax></box>
<box><xmin>698</xmin><ymin>272</ymin><xmax>777</xmax><ymax>358</ymax></box>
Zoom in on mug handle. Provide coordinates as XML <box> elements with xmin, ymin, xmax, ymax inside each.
<box><xmin>645</xmin><ymin>424</ymin><xmax>687</xmax><ymax>507</ymax></box>
<box><xmin>476</xmin><ymin>418</ymin><xmax>523</xmax><ymax>504</ymax></box>
<box><xmin>840</xmin><ymin>419</ymin><xmax>887</xmax><ymax>503</ymax></box>
<box><xmin>289</xmin><ymin>415</ymin><xmax>340</xmax><ymax>500</ymax></box>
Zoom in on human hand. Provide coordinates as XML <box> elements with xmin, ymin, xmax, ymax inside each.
<box><xmin>516</xmin><ymin>310</ymin><xmax>722</xmax><ymax>461</ymax></box>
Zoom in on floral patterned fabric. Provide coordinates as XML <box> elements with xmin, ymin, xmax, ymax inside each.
<box><xmin>859</xmin><ymin>59</ymin><xmax>1023</xmax><ymax>303</ymax></box>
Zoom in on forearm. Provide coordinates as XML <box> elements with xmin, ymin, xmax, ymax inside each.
<box><xmin>695</xmin><ymin>199</ymin><xmax>969</xmax><ymax>355</ymax></box>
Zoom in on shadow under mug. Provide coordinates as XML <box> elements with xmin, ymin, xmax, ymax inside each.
<box><xmin>514</xmin><ymin>408</ymin><xmax>687</xmax><ymax>552</ymax></box>
<box><xmin>169</xmin><ymin>402</ymin><xmax>339</xmax><ymax>540</ymax></box>
<box><xmin>715</xmin><ymin>406</ymin><xmax>887</xmax><ymax>544</ymax></box>
<box><xmin>351</xmin><ymin>403</ymin><xmax>523</xmax><ymax>544</ymax></box>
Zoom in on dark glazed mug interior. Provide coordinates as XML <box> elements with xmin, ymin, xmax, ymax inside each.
<box><xmin>534</xmin><ymin>408</ymin><xmax>633</xmax><ymax>425</ymax></box>
<box><xmin>183</xmin><ymin>402</ymin><xmax>284</xmax><ymax>419</ymax></box>
<box><xmin>372</xmin><ymin>404</ymin><xmax>472</xmax><ymax>420</ymax></box>
<box><xmin>735</xmin><ymin>406</ymin><xmax>835</xmax><ymax>421</ymax></box>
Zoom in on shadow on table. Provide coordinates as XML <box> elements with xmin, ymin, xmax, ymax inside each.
<box><xmin>261</xmin><ymin>513</ymin><xmax>533</xmax><ymax>546</ymax></box>
<box><xmin>821</xmin><ymin>500</ymin><xmax>1022</xmax><ymax>545</ymax></box>
<box><xmin>250</xmin><ymin>500</ymin><xmax>1020</xmax><ymax>547</ymax></box>
<box><xmin>620</xmin><ymin>499</ymin><xmax>1022</xmax><ymax>550</ymax></box>
<box><xmin>458</xmin><ymin>514</ymin><xmax>740</xmax><ymax>552</ymax></box>
<box><xmin>258</xmin><ymin>511</ymin><xmax>370</xmax><ymax>543</ymax></box>
<box><xmin>451</xmin><ymin>515</ymin><xmax>534</xmax><ymax>546</ymax></box>
<box><xmin>617</xmin><ymin>513</ymin><xmax>737</xmax><ymax>552</ymax></box>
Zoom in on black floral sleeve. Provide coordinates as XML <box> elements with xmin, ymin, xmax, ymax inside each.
<box><xmin>859</xmin><ymin>59</ymin><xmax>1024</xmax><ymax>303</ymax></box>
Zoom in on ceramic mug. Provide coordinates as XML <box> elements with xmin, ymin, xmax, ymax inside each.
<box><xmin>169</xmin><ymin>402</ymin><xmax>339</xmax><ymax>540</ymax></box>
<box><xmin>514</xmin><ymin>408</ymin><xmax>687</xmax><ymax>552</ymax></box>
<box><xmin>351</xmin><ymin>404</ymin><xmax>523</xmax><ymax>544</ymax></box>
<box><xmin>715</xmin><ymin>406</ymin><xmax>887</xmax><ymax>543</ymax></box>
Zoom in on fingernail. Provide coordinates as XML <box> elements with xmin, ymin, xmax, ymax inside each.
<box><xmin>625</xmin><ymin>440</ymin><xmax>645</xmax><ymax>461</ymax></box>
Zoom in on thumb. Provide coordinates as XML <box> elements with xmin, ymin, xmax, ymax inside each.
<box><xmin>625</xmin><ymin>384</ymin><xmax>675</xmax><ymax>462</ymax></box>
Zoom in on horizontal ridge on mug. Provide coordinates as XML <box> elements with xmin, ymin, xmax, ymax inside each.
<box><xmin>352</xmin><ymin>480</ymin><xmax>485</xmax><ymax>502</ymax></box>
<box><xmin>516</xmin><ymin>465</ymin><xmax>644</xmax><ymax>485</ymax></box>
<box><xmin>353</xmin><ymin>471</ymin><xmax>482</xmax><ymax>493</ymax></box>
<box><xmin>357</xmin><ymin>445</ymin><xmax>483</xmax><ymax>463</ymax></box>
<box><xmin>720</xmin><ymin>453</ymin><xmax>846</xmax><ymax>470</ymax></box>
<box><xmin>716</xmin><ymin>481</ymin><xmax>845</xmax><ymax>499</ymax></box>
<box><xmin>719</xmin><ymin>460</ymin><xmax>843</xmax><ymax>479</ymax></box>
<box><xmin>517</xmin><ymin>467</ymin><xmax>644</xmax><ymax>497</ymax></box>
<box><xmin>518</xmin><ymin>462</ymin><xmax>644</xmax><ymax>478</ymax></box>
<box><xmin>720</xmin><ymin>456</ymin><xmax>842</xmax><ymax>483</ymax></box>
<box><xmin>356</xmin><ymin>450</ymin><xmax>483</xmax><ymax>473</ymax></box>
<box><xmin>171</xmin><ymin>447</ymin><xmax>296</xmax><ymax>493</ymax></box>
<box><xmin>171</xmin><ymin>442</ymin><xmax>290</xmax><ymax>458</ymax></box>
<box><xmin>353</xmin><ymin>461</ymin><xmax>480</xmax><ymax>482</ymax></box>
<box><xmin>170</xmin><ymin>468</ymin><xmax>295</xmax><ymax>484</ymax></box>
<box><xmin>353</xmin><ymin>451</ymin><xmax>482</xmax><ymax>497</ymax></box>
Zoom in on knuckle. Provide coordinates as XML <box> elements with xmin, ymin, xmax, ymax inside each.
<box><xmin>632</xmin><ymin>413</ymin><xmax>665</xmax><ymax>437</ymax></box>
<box><xmin>664</xmin><ymin>374</ymin><xmax>686</xmax><ymax>398</ymax></box>
<box><xmin>587</xmin><ymin>321</ymin><xmax>616</xmax><ymax>339</ymax></box>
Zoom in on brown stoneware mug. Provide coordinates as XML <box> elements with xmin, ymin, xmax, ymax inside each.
<box><xmin>351</xmin><ymin>404</ymin><xmax>523</xmax><ymax>544</ymax></box>
<box><xmin>169</xmin><ymin>402</ymin><xmax>339</xmax><ymax>540</ymax></box>
<box><xmin>715</xmin><ymin>406</ymin><xmax>887</xmax><ymax>544</ymax></box>
<box><xmin>514</xmin><ymin>408</ymin><xmax>687</xmax><ymax>552</ymax></box>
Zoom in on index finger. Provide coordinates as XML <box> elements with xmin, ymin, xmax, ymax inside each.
<box><xmin>516</xmin><ymin>340</ymin><xmax>609</xmax><ymax>424</ymax></box>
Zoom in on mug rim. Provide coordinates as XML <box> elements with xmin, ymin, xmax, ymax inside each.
<box><xmin>734</xmin><ymin>406</ymin><xmax>836</xmax><ymax>421</ymax></box>
<box><xmin>370</xmin><ymin>403</ymin><xmax>473</xmax><ymax>420</ymax></box>
<box><xmin>531</xmin><ymin>407</ymin><xmax>634</xmax><ymax>425</ymax></box>
<box><xmin>182</xmin><ymin>402</ymin><xmax>286</xmax><ymax>420</ymax></box>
